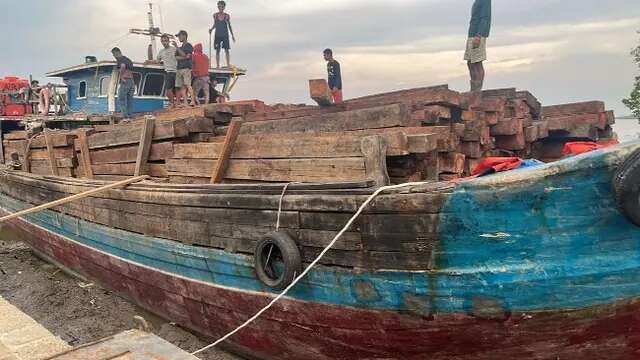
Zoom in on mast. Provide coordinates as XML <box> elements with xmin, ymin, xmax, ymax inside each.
<box><xmin>147</xmin><ymin>3</ymin><xmax>157</xmax><ymax>56</ymax></box>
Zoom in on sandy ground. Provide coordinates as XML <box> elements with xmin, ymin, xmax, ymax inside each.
<box><xmin>0</xmin><ymin>227</ymin><xmax>241</xmax><ymax>360</ymax></box>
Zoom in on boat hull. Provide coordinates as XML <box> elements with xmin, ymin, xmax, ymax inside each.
<box><xmin>5</xmin><ymin>211</ymin><xmax>640</xmax><ymax>360</ymax></box>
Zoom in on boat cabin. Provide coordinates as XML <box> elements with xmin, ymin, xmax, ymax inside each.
<box><xmin>46</xmin><ymin>58</ymin><xmax>246</xmax><ymax>115</ymax></box>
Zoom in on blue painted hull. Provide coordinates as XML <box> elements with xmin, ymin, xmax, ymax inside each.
<box><xmin>2</xmin><ymin>141</ymin><xmax>640</xmax><ymax>359</ymax></box>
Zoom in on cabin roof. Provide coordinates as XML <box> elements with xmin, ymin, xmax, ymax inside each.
<box><xmin>46</xmin><ymin>61</ymin><xmax>247</xmax><ymax>78</ymax></box>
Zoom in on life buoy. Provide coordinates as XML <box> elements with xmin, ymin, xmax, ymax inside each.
<box><xmin>254</xmin><ymin>232</ymin><xmax>302</xmax><ymax>290</ymax></box>
<box><xmin>613</xmin><ymin>149</ymin><xmax>640</xmax><ymax>226</ymax></box>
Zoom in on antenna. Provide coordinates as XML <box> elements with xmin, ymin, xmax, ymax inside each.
<box><xmin>130</xmin><ymin>2</ymin><xmax>172</xmax><ymax>58</ymax></box>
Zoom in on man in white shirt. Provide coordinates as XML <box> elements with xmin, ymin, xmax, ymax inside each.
<box><xmin>145</xmin><ymin>34</ymin><xmax>179</xmax><ymax>108</ymax></box>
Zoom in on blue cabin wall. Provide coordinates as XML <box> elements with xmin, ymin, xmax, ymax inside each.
<box><xmin>62</xmin><ymin>66</ymin><xmax>168</xmax><ymax>115</ymax></box>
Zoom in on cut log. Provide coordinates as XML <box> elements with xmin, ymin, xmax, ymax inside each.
<box><xmin>542</xmin><ymin>101</ymin><xmax>605</xmax><ymax>117</ymax></box>
<box><xmin>84</xmin><ymin>119</ymin><xmax>188</xmax><ymax>149</ymax></box>
<box><xmin>361</xmin><ymin>136</ymin><xmax>390</xmax><ymax>187</ymax></box>
<box><xmin>85</xmin><ymin>142</ymin><xmax>175</xmax><ymax>165</ymax></box>
<box><xmin>495</xmin><ymin>133</ymin><xmax>526</xmax><ymax>150</ymax></box>
<box><xmin>438</xmin><ymin>153</ymin><xmax>465</xmax><ymax>175</ymax></box>
<box><xmin>459</xmin><ymin>141</ymin><xmax>482</xmax><ymax>159</ymax></box>
<box><xmin>309</xmin><ymin>79</ymin><xmax>333</xmax><ymax>106</ymax></box>
<box><xmin>491</xmin><ymin>118</ymin><xmax>524</xmax><ymax>136</ymax></box>
<box><xmin>240</xmin><ymin>104</ymin><xmax>415</xmax><ymax>135</ymax></box>
<box><xmin>524</xmin><ymin>125</ymin><xmax>539</xmax><ymax>143</ymax></box>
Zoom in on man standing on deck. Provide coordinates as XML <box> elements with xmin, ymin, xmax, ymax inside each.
<box><xmin>145</xmin><ymin>34</ymin><xmax>179</xmax><ymax>108</ymax></box>
<box><xmin>324</xmin><ymin>49</ymin><xmax>343</xmax><ymax>103</ymax></box>
<box><xmin>111</xmin><ymin>47</ymin><xmax>135</xmax><ymax>118</ymax></box>
<box><xmin>173</xmin><ymin>30</ymin><xmax>195</xmax><ymax>107</ymax></box>
<box><xmin>192</xmin><ymin>43</ymin><xmax>211</xmax><ymax>105</ymax></box>
<box><xmin>465</xmin><ymin>0</ymin><xmax>492</xmax><ymax>92</ymax></box>
<box><xmin>209</xmin><ymin>1</ymin><xmax>236</xmax><ymax>68</ymax></box>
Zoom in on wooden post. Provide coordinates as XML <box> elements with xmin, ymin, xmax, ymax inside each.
<box><xmin>210</xmin><ymin>119</ymin><xmax>242</xmax><ymax>184</ymax></box>
<box><xmin>76</xmin><ymin>130</ymin><xmax>94</xmax><ymax>179</ymax></box>
<box><xmin>43</xmin><ymin>128</ymin><xmax>59</xmax><ymax>176</ymax></box>
<box><xmin>134</xmin><ymin>116</ymin><xmax>156</xmax><ymax>176</ymax></box>
<box><xmin>0</xmin><ymin>175</ymin><xmax>149</xmax><ymax>224</ymax></box>
<box><xmin>309</xmin><ymin>79</ymin><xmax>333</xmax><ymax>107</ymax></box>
<box><xmin>361</xmin><ymin>135</ymin><xmax>390</xmax><ymax>187</ymax></box>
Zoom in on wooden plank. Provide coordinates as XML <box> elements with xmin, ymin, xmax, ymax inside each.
<box><xmin>525</xmin><ymin>125</ymin><xmax>539</xmax><ymax>143</ymax></box>
<box><xmin>85</xmin><ymin>119</ymin><xmax>188</xmax><ymax>150</ymax></box>
<box><xmin>361</xmin><ymin>136</ymin><xmax>390</xmax><ymax>187</ymax></box>
<box><xmin>134</xmin><ymin>116</ymin><xmax>156</xmax><ymax>176</ymax></box>
<box><xmin>240</xmin><ymin>104</ymin><xmax>414</xmax><ymax>135</ymax></box>
<box><xmin>515</xmin><ymin>91</ymin><xmax>542</xmax><ymax>118</ymax></box>
<box><xmin>30</xmin><ymin>132</ymin><xmax>75</xmax><ymax>148</ymax></box>
<box><xmin>29</xmin><ymin>147</ymin><xmax>75</xmax><ymax>161</ymax></box>
<box><xmin>167</xmin><ymin>158</ymin><xmax>367</xmax><ymax>183</ymax></box>
<box><xmin>542</xmin><ymin>101</ymin><xmax>605</xmax><ymax>117</ymax></box>
<box><xmin>406</xmin><ymin>134</ymin><xmax>439</xmax><ymax>154</ymax></box>
<box><xmin>43</xmin><ymin>128</ymin><xmax>59</xmax><ymax>176</ymax></box>
<box><xmin>344</xmin><ymin>85</ymin><xmax>460</xmax><ymax>108</ymax></box>
<box><xmin>459</xmin><ymin>141</ymin><xmax>482</xmax><ymax>159</ymax></box>
<box><xmin>84</xmin><ymin>142</ymin><xmax>175</xmax><ymax>165</ymax></box>
<box><xmin>211</xmin><ymin>119</ymin><xmax>242</xmax><ymax>184</ymax></box>
<box><xmin>438</xmin><ymin>153</ymin><xmax>465</xmax><ymax>174</ymax></box>
<box><xmin>150</xmin><ymin>106</ymin><xmax>206</xmax><ymax>122</ymax></box>
<box><xmin>4</xmin><ymin>131</ymin><xmax>28</xmax><ymax>140</ymax></box>
<box><xmin>495</xmin><ymin>133</ymin><xmax>526</xmax><ymax>150</ymax></box>
<box><xmin>78</xmin><ymin>163</ymin><xmax>167</xmax><ymax>177</ymax></box>
<box><xmin>309</xmin><ymin>79</ymin><xmax>333</xmax><ymax>106</ymax></box>
<box><xmin>76</xmin><ymin>130</ymin><xmax>94</xmax><ymax>179</ymax></box>
<box><xmin>174</xmin><ymin>131</ymin><xmax>410</xmax><ymax>159</ymax></box>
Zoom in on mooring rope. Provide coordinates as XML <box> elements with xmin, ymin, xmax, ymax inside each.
<box><xmin>191</xmin><ymin>181</ymin><xmax>431</xmax><ymax>356</ymax></box>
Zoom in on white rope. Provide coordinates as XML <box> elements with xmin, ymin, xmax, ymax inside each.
<box><xmin>191</xmin><ymin>181</ymin><xmax>430</xmax><ymax>356</ymax></box>
<box><xmin>275</xmin><ymin>182</ymin><xmax>294</xmax><ymax>231</ymax></box>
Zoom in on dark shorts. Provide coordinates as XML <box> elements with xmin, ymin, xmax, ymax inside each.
<box><xmin>214</xmin><ymin>36</ymin><xmax>230</xmax><ymax>51</ymax></box>
<box><xmin>165</xmin><ymin>72</ymin><xmax>176</xmax><ymax>92</ymax></box>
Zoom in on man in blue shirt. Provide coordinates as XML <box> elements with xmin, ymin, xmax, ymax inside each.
<box><xmin>464</xmin><ymin>0</ymin><xmax>491</xmax><ymax>92</ymax></box>
<box><xmin>324</xmin><ymin>49</ymin><xmax>343</xmax><ymax>103</ymax></box>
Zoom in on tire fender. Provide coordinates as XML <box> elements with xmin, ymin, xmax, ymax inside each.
<box><xmin>613</xmin><ymin>149</ymin><xmax>640</xmax><ymax>226</ymax></box>
<box><xmin>254</xmin><ymin>231</ymin><xmax>302</xmax><ymax>291</ymax></box>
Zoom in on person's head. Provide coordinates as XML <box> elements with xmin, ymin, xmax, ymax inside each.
<box><xmin>111</xmin><ymin>47</ymin><xmax>123</xmax><ymax>59</ymax></box>
<box><xmin>10</xmin><ymin>153</ymin><xmax>19</xmax><ymax>161</ymax></box>
<box><xmin>160</xmin><ymin>34</ymin><xmax>170</xmax><ymax>48</ymax></box>
<box><xmin>175</xmin><ymin>30</ymin><xmax>188</xmax><ymax>43</ymax></box>
<box><xmin>217</xmin><ymin>1</ymin><xmax>226</xmax><ymax>11</ymax></box>
<box><xmin>323</xmin><ymin>48</ymin><xmax>333</xmax><ymax>61</ymax></box>
<box><xmin>30</xmin><ymin>80</ymin><xmax>39</xmax><ymax>87</ymax></box>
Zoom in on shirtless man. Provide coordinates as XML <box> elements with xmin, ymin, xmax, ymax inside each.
<box><xmin>209</xmin><ymin>1</ymin><xmax>236</xmax><ymax>68</ymax></box>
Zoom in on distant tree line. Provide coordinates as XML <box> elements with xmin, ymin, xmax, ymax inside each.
<box><xmin>623</xmin><ymin>31</ymin><xmax>640</xmax><ymax>119</ymax></box>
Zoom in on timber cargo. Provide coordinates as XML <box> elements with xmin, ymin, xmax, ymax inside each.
<box><xmin>1</xmin><ymin>84</ymin><xmax>640</xmax><ymax>359</ymax></box>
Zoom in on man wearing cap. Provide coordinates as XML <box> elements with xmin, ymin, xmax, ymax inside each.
<box><xmin>173</xmin><ymin>30</ymin><xmax>195</xmax><ymax>106</ymax></box>
<box><xmin>465</xmin><ymin>0</ymin><xmax>492</xmax><ymax>92</ymax></box>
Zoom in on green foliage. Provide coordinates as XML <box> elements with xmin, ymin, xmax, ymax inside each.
<box><xmin>623</xmin><ymin>32</ymin><xmax>640</xmax><ymax>119</ymax></box>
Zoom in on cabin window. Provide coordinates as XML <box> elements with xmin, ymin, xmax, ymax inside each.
<box><xmin>132</xmin><ymin>72</ymin><xmax>142</xmax><ymax>95</ymax></box>
<box><xmin>141</xmin><ymin>73</ymin><xmax>165</xmax><ymax>96</ymax></box>
<box><xmin>99</xmin><ymin>76</ymin><xmax>111</xmax><ymax>96</ymax></box>
<box><xmin>77</xmin><ymin>81</ymin><xmax>87</xmax><ymax>99</ymax></box>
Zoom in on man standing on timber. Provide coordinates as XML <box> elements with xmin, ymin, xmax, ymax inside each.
<box><xmin>324</xmin><ymin>49</ymin><xmax>343</xmax><ymax>103</ymax></box>
<box><xmin>173</xmin><ymin>30</ymin><xmax>195</xmax><ymax>106</ymax></box>
<box><xmin>145</xmin><ymin>34</ymin><xmax>179</xmax><ymax>108</ymax></box>
<box><xmin>111</xmin><ymin>47</ymin><xmax>135</xmax><ymax>118</ymax></box>
<box><xmin>209</xmin><ymin>1</ymin><xmax>236</xmax><ymax>68</ymax></box>
<box><xmin>192</xmin><ymin>43</ymin><xmax>211</xmax><ymax>105</ymax></box>
<box><xmin>465</xmin><ymin>0</ymin><xmax>491</xmax><ymax>92</ymax></box>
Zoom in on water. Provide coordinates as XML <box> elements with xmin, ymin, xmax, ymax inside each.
<box><xmin>613</xmin><ymin>118</ymin><xmax>640</xmax><ymax>142</ymax></box>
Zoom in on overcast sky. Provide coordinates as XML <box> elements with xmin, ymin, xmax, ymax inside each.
<box><xmin>1</xmin><ymin>0</ymin><xmax>639</xmax><ymax>115</ymax></box>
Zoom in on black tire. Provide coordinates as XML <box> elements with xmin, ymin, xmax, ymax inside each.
<box><xmin>254</xmin><ymin>232</ymin><xmax>302</xmax><ymax>291</ymax></box>
<box><xmin>613</xmin><ymin>149</ymin><xmax>640</xmax><ymax>226</ymax></box>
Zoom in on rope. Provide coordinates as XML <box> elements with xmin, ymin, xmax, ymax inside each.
<box><xmin>275</xmin><ymin>182</ymin><xmax>296</xmax><ymax>231</ymax></box>
<box><xmin>191</xmin><ymin>181</ymin><xmax>431</xmax><ymax>356</ymax></box>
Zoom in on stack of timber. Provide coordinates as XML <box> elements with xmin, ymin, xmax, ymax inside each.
<box><xmin>532</xmin><ymin>101</ymin><xmax>617</xmax><ymax>162</ymax></box>
<box><xmin>0</xmin><ymin>85</ymin><xmax>619</xmax><ymax>184</ymax></box>
<box><xmin>3</xmin><ymin>129</ymin><xmax>77</xmax><ymax>177</ymax></box>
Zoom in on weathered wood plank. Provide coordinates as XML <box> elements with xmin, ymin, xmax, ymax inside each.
<box><xmin>134</xmin><ymin>117</ymin><xmax>156</xmax><ymax>176</ymax></box>
<box><xmin>83</xmin><ymin>142</ymin><xmax>175</xmax><ymax>165</ymax></box>
<box><xmin>361</xmin><ymin>136</ymin><xmax>390</xmax><ymax>187</ymax></box>
<box><xmin>309</xmin><ymin>79</ymin><xmax>333</xmax><ymax>106</ymax></box>
<box><xmin>167</xmin><ymin>158</ymin><xmax>367</xmax><ymax>183</ymax></box>
<box><xmin>85</xmin><ymin>119</ymin><xmax>188</xmax><ymax>150</ymax></box>
<box><xmin>240</xmin><ymin>104</ymin><xmax>414</xmax><ymax>135</ymax></box>
<box><xmin>76</xmin><ymin>130</ymin><xmax>94</xmax><ymax>179</ymax></box>
<box><xmin>211</xmin><ymin>119</ymin><xmax>242</xmax><ymax>184</ymax></box>
<box><xmin>43</xmin><ymin>129</ymin><xmax>59</xmax><ymax>176</ymax></box>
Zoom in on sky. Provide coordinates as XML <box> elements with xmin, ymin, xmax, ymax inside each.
<box><xmin>1</xmin><ymin>0</ymin><xmax>639</xmax><ymax>115</ymax></box>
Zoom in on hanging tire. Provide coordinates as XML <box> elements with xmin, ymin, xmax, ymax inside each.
<box><xmin>254</xmin><ymin>232</ymin><xmax>302</xmax><ymax>291</ymax></box>
<box><xmin>613</xmin><ymin>149</ymin><xmax>640</xmax><ymax>226</ymax></box>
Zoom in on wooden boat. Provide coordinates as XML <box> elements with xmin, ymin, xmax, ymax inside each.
<box><xmin>1</xmin><ymin>138</ymin><xmax>640</xmax><ymax>359</ymax></box>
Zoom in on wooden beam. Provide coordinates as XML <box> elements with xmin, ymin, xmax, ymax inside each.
<box><xmin>309</xmin><ymin>79</ymin><xmax>333</xmax><ymax>106</ymax></box>
<box><xmin>211</xmin><ymin>119</ymin><xmax>242</xmax><ymax>184</ymax></box>
<box><xmin>134</xmin><ymin>116</ymin><xmax>156</xmax><ymax>176</ymax></box>
<box><xmin>43</xmin><ymin>128</ymin><xmax>59</xmax><ymax>176</ymax></box>
<box><xmin>361</xmin><ymin>136</ymin><xmax>390</xmax><ymax>187</ymax></box>
<box><xmin>0</xmin><ymin>120</ymin><xmax>4</xmax><ymax>165</ymax></box>
<box><xmin>76</xmin><ymin>130</ymin><xmax>94</xmax><ymax>179</ymax></box>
